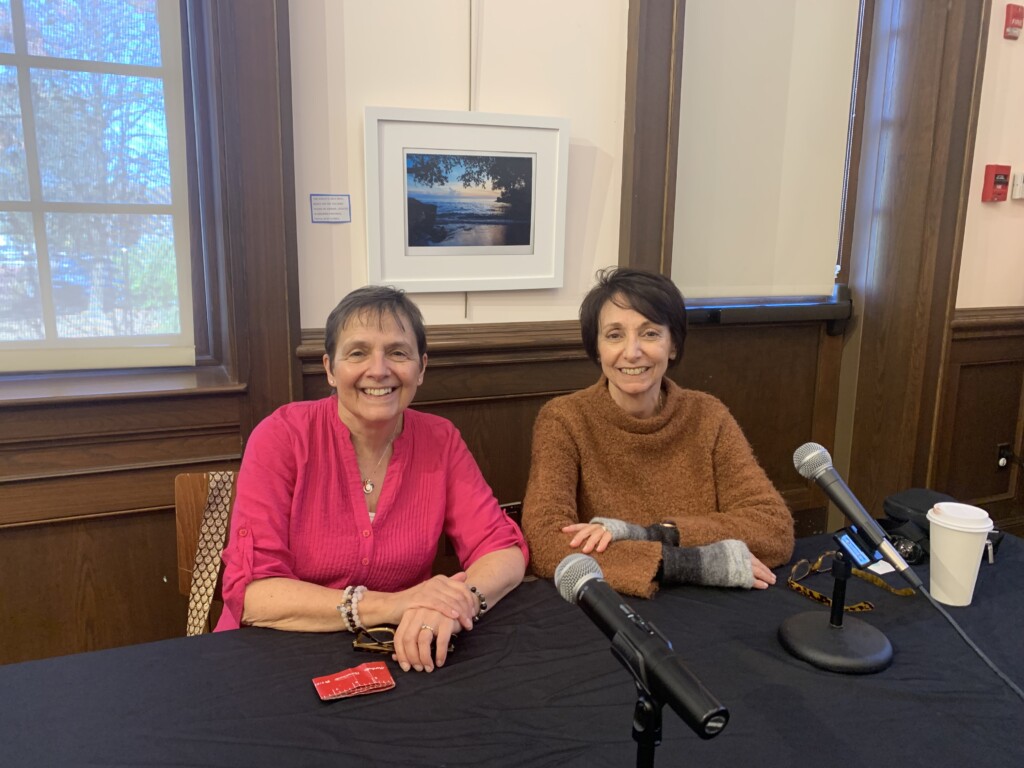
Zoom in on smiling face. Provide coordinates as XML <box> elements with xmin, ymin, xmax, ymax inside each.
<box><xmin>322</xmin><ymin>310</ymin><xmax>427</xmax><ymax>432</ymax></box>
<box><xmin>597</xmin><ymin>297</ymin><xmax>676</xmax><ymax>417</ymax></box>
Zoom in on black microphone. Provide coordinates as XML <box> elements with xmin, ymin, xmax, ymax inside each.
<box><xmin>793</xmin><ymin>442</ymin><xmax>922</xmax><ymax>590</ymax></box>
<box><xmin>554</xmin><ymin>553</ymin><xmax>728</xmax><ymax>739</ymax></box>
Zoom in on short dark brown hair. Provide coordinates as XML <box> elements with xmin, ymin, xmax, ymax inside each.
<box><xmin>324</xmin><ymin>285</ymin><xmax>427</xmax><ymax>362</ymax></box>
<box><xmin>578</xmin><ymin>267</ymin><xmax>687</xmax><ymax>368</ymax></box>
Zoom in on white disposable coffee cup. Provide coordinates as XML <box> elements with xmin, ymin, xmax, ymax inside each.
<box><xmin>926</xmin><ymin>502</ymin><xmax>993</xmax><ymax>606</ymax></box>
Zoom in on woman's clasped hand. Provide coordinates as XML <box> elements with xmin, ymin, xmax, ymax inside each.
<box><xmin>389</xmin><ymin>572</ymin><xmax>478</xmax><ymax>672</ymax></box>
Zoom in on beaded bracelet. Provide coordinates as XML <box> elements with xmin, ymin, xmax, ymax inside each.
<box><xmin>469</xmin><ymin>585</ymin><xmax>488</xmax><ymax>622</ymax></box>
<box><xmin>336</xmin><ymin>585</ymin><xmax>367</xmax><ymax>633</ymax></box>
<box><xmin>349</xmin><ymin>585</ymin><xmax>367</xmax><ymax>631</ymax></box>
<box><xmin>336</xmin><ymin>586</ymin><xmax>355</xmax><ymax>632</ymax></box>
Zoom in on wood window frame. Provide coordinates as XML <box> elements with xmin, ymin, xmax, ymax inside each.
<box><xmin>0</xmin><ymin>0</ymin><xmax>301</xmax><ymax>438</ymax></box>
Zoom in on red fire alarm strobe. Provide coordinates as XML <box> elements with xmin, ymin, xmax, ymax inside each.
<box><xmin>1005</xmin><ymin>4</ymin><xmax>1023</xmax><ymax>39</ymax></box>
<box><xmin>982</xmin><ymin>164</ymin><xmax>1012</xmax><ymax>202</ymax></box>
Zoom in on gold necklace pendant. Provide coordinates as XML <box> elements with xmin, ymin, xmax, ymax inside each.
<box><xmin>358</xmin><ymin>420</ymin><xmax>401</xmax><ymax>496</ymax></box>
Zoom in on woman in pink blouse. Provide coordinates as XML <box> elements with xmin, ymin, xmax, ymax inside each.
<box><xmin>216</xmin><ymin>286</ymin><xmax>528</xmax><ymax>674</ymax></box>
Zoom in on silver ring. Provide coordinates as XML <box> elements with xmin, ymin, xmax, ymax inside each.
<box><xmin>420</xmin><ymin>624</ymin><xmax>436</xmax><ymax>637</ymax></box>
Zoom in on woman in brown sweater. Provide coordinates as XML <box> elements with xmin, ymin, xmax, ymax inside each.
<box><xmin>522</xmin><ymin>267</ymin><xmax>794</xmax><ymax>598</ymax></box>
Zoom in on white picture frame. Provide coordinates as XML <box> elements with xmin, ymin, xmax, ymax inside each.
<box><xmin>364</xmin><ymin>107</ymin><xmax>569</xmax><ymax>293</ymax></box>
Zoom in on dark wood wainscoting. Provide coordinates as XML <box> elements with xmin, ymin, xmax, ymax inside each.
<box><xmin>0</xmin><ymin>387</ymin><xmax>244</xmax><ymax>664</ymax></box>
<box><xmin>1</xmin><ymin>391</ymin><xmax>243</xmax><ymax>526</ymax></box>
<box><xmin>934</xmin><ymin>308</ymin><xmax>1024</xmax><ymax>536</ymax></box>
<box><xmin>0</xmin><ymin>512</ymin><xmax>189</xmax><ymax>663</ymax></box>
<box><xmin>300</xmin><ymin>318</ymin><xmax>842</xmax><ymax>539</ymax></box>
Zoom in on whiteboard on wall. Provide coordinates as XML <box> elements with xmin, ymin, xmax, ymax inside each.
<box><xmin>672</xmin><ymin>0</ymin><xmax>860</xmax><ymax>299</ymax></box>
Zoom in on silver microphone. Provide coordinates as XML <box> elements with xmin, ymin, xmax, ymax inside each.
<box><xmin>793</xmin><ymin>442</ymin><xmax>921</xmax><ymax>589</ymax></box>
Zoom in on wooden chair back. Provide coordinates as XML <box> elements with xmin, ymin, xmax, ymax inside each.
<box><xmin>174</xmin><ymin>471</ymin><xmax>236</xmax><ymax>633</ymax></box>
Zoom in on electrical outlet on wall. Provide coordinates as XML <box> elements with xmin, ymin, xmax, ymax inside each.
<box><xmin>997</xmin><ymin>443</ymin><xmax>1014</xmax><ymax>469</ymax></box>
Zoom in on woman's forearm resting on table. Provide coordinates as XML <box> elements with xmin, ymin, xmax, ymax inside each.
<box><xmin>240</xmin><ymin>545</ymin><xmax>526</xmax><ymax>633</ymax></box>
<box><xmin>242</xmin><ymin>576</ymin><xmax>470</xmax><ymax>633</ymax></box>
<box><xmin>242</xmin><ymin>577</ymin><xmax>349</xmax><ymax>632</ymax></box>
<box><xmin>463</xmin><ymin>545</ymin><xmax>528</xmax><ymax>612</ymax></box>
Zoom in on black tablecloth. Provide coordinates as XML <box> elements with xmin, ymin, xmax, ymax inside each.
<box><xmin>2</xmin><ymin>534</ymin><xmax>1023</xmax><ymax>767</ymax></box>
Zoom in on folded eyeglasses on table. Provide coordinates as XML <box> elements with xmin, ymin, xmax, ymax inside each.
<box><xmin>787</xmin><ymin>550</ymin><xmax>915</xmax><ymax>612</ymax></box>
<box><xmin>353</xmin><ymin>625</ymin><xmax>456</xmax><ymax>654</ymax></box>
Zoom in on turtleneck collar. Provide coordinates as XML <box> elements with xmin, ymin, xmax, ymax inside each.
<box><xmin>591</xmin><ymin>375</ymin><xmax>681</xmax><ymax>434</ymax></box>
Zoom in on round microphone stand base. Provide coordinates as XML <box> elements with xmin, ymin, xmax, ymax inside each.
<box><xmin>778</xmin><ymin>611</ymin><xmax>893</xmax><ymax>674</ymax></box>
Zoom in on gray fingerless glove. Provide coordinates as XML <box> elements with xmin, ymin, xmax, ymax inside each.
<box><xmin>659</xmin><ymin>540</ymin><xmax>754</xmax><ymax>588</ymax></box>
<box><xmin>591</xmin><ymin>517</ymin><xmax>681</xmax><ymax>546</ymax></box>
<box><xmin>590</xmin><ymin>516</ymin><xmax>650</xmax><ymax>542</ymax></box>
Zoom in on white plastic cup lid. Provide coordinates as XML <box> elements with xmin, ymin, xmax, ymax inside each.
<box><xmin>926</xmin><ymin>502</ymin><xmax>993</xmax><ymax>533</ymax></box>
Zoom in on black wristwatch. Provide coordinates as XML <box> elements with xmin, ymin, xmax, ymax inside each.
<box><xmin>656</xmin><ymin>521</ymin><xmax>680</xmax><ymax>547</ymax></box>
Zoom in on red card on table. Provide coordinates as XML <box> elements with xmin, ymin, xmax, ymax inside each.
<box><xmin>312</xmin><ymin>661</ymin><xmax>395</xmax><ymax>701</ymax></box>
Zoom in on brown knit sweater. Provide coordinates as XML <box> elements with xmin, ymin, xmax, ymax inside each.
<box><xmin>522</xmin><ymin>377</ymin><xmax>794</xmax><ymax>598</ymax></box>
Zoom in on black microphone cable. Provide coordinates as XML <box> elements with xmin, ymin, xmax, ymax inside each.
<box><xmin>916</xmin><ymin>584</ymin><xmax>1024</xmax><ymax>703</ymax></box>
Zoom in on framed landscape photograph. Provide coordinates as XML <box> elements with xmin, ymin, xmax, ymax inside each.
<box><xmin>364</xmin><ymin>107</ymin><xmax>569</xmax><ymax>292</ymax></box>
